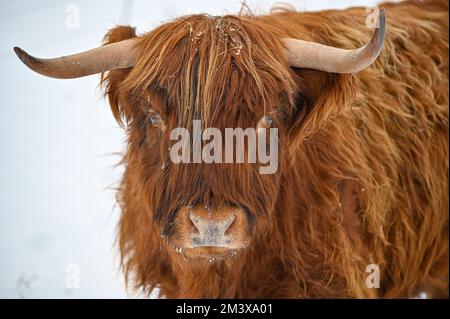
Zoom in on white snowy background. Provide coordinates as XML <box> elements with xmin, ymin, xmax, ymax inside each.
<box><xmin>0</xmin><ymin>0</ymin><xmax>382</xmax><ymax>298</ymax></box>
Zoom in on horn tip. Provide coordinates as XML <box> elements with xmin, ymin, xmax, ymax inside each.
<box><xmin>13</xmin><ymin>46</ymin><xmax>31</xmax><ymax>64</ymax></box>
<box><xmin>14</xmin><ymin>46</ymin><xmax>24</xmax><ymax>56</ymax></box>
<box><xmin>13</xmin><ymin>46</ymin><xmax>23</xmax><ymax>57</ymax></box>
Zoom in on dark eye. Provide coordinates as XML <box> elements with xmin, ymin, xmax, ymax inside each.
<box><xmin>257</xmin><ymin>115</ymin><xmax>273</xmax><ymax>128</ymax></box>
<box><xmin>148</xmin><ymin>111</ymin><xmax>164</xmax><ymax>128</ymax></box>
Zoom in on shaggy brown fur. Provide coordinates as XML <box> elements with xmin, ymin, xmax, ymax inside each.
<box><xmin>101</xmin><ymin>0</ymin><xmax>449</xmax><ymax>298</ymax></box>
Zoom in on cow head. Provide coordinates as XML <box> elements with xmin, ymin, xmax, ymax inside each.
<box><xmin>14</xmin><ymin>11</ymin><xmax>385</xmax><ymax>292</ymax></box>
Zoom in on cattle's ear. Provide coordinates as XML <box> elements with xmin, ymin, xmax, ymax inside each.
<box><xmin>286</xmin><ymin>70</ymin><xmax>357</xmax><ymax>144</ymax></box>
<box><xmin>100</xmin><ymin>26</ymin><xmax>138</xmax><ymax>127</ymax></box>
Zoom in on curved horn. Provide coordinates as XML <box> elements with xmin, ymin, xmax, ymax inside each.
<box><xmin>283</xmin><ymin>9</ymin><xmax>386</xmax><ymax>73</ymax></box>
<box><xmin>14</xmin><ymin>38</ymin><xmax>140</xmax><ymax>79</ymax></box>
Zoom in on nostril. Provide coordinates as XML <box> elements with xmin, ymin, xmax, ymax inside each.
<box><xmin>188</xmin><ymin>212</ymin><xmax>202</xmax><ymax>233</ymax></box>
<box><xmin>222</xmin><ymin>214</ymin><xmax>235</xmax><ymax>234</ymax></box>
